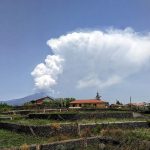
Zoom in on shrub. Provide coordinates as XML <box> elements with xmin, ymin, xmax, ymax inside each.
<box><xmin>92</xmin><ymin>124</ymin><xmax>102</xmax><ymax>135</ymax></box>
<box><xmin>146</xmin><ymin>120</ymin><xmax>150</xmax><ymax>127</ymax></box>
<box><xmin>51</xmin><ymin>123</ymin><xmax>61</xmax><ymax>130</ymax></box>
<box><xmin>0</xmin><ymin>103</ymin><xmax>12</xmax><ymax>113</ymax></box>
<box><xmin>80</xmin><ymin>128</ymin><xmax>92</xmax><ymax>137</ymax></box>
<box><xmin>20</xmin><ymin>144</ymin><xmax>29</xmax><ymax>150</ymax></box>
<box><xmin>101</xmin><ymin>128</ymin><xmax>124</xmax><ymax>138</ymax></box>
<box><xmin>51</xmin><ymin>123</ymin><xmax>62</xmax><ymax>140</ymax></box>
<box><xmin>57</xmin><ymin>134</ymin><xmax>70</xmax><ymax>141</ymax></box>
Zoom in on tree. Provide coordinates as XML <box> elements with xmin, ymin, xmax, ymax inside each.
<box><xmin>64</xmin><ymin>98</ymin><xmax>75</xmax><ymax>108</ymax></box>
<box><xmin>30</xmin><ymin>100</ymin><xmax>36</xmax><ymax>104</ymax></box>
<box><xmin>116</xmin><ymin>100</ymin><xmax>122</xmax><ymax>105</ymax></box>
<box><xmin>0</xmin><ymin>103</ymin><xmax>12</xmax><ymax>112</ymax></box>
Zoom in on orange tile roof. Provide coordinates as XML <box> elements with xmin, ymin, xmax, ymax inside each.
<box><xmin>70</xmin><ymin>99</ymin><xmax>106</xmax><ymax>104</ymax></box>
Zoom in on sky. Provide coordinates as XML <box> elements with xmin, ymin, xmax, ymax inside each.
<box><xmin>0</xmin><ymin>0</ymin><xmax>150</xmax><ymax>103</ymax></box>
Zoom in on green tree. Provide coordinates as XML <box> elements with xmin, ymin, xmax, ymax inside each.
<box><xmin>0</xmin><ymin>103</ymin><xmax>12</xmax><ymax>112</ymax></box>
<box><xmin>116</xmin><ymin>100</ymin><xmax>122</xmax><ymax>105</ymax></box>
<box><xmin>64</xmin><ymin>98</ymin><xmax>75</xmax><ymax>108</ymax></box>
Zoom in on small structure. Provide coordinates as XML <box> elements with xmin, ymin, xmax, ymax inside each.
<box><xmin>127</xmin><ymin>102</ymin><xmax>147</xmax><ymax>107</ymax></box>
<box><xmin>125</xmin><ymin>102</ymin><xmax>150</xmax><ymax>111</ymax></box>
<box><xmin>127</xmin><ymin>102</ymin><xmax>149</xmax><ymax>108</ymax></box>
<box><xmin>110</xmin><ymin>104</ymin><xmax>124</xmax><ymax>109</ymax></box>
<box><xmin>110</xmin><ymin>100</ymin><xmax>124</xmax><ymax>109</ymax></box>
<box><xmin>70</xmin><ymin>92</ymin><xmax>109</xmax><ymax>108</ymax></box>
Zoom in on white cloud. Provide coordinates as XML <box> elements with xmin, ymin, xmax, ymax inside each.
<box><xmin>31</xmin><ymin>28</ymin><xmax>150</xmax><ymax>93</ymax></box>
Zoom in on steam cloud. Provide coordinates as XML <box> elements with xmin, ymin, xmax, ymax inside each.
<box><xmin>31</xmin><ymin>28</ymin><xmax>150</xmax><ymax>93</ymax></box>
<box><xmin>31</xmin><ymin>55</ymin><xmax>64</xmax><ymax>91</ymax></box>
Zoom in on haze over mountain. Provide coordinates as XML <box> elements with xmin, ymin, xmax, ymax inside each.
<box><xmin>1</xmin><ymin>92</ymin><xmax>53</xmax><ymax>106</ymax></box>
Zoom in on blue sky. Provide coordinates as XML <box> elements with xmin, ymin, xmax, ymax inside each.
<box><xmin>0</xmin><ymin>0</ymin><xmax>150</xmax><ymax>103</ymax></box>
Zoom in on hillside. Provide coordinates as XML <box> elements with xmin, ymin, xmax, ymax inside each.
<box><xmin>1</xmin><ymin>92</ymin><xmax>54</xmax><ymax>106</ymax></box>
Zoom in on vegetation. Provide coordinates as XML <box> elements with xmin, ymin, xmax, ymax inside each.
<box><xmin>0</xmin><ymin>103</ymin><xmax>12</xmax><ymax>113</ymax></box>
<box><xmin>0</xmin><ymin>117</ymin><xmax>147</xmax><ymax>125</ymax></box>
<box><xmin>0</xmin><ymin>128</ymin><xmax>149</xmax><ymax>149</ymax></box>
<box><xmin>79</xmin><ymin>128</ymin><xmax>150</xmax><ymax>150</ymax></box>
<box><xmin>100</xmin><ymin>128</ymin><xmax>150</xmax><ymax>150</ymax></box>
<box><xmin>0</xmin><ymin>129</ymin><xmax>77</xmax><ymax>149</ymax></box>
<box><xmin>24</xmin><ymin>97</ymin><xmax>75</xmax><ymax>108</ymax></box>
<box><xmin>0</xmin><ymin>103</ymin><xmax>149</xmax><ymax>149</ymax></box>
<box><xmin>0</xmin><ymin>129</ymin><xmax>47</xmax><ymax>148</ymax></box>
<box><xmin>116</xmin><ymin>100</ymin><xmax>123</xmax><ymax>105</ymax></box>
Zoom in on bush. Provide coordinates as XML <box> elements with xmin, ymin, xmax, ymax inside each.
<box><xmin>101</xmin><ymin>128</ymin><xmax>124</xmax><ymax>138</ymax></box>
<box><xmin>51</xmin><ymin>123</ymin><xmax>61</xmax><ymax>130</ymax></box>
<box><xmin>92</xmin><ymin>124</ymin><xmax>102</xmax><ymax>135</ymax></box>
<box><xmin>0</xmin><ymin>103</ymin><xmax>12</xmax><ymax>113</ymax></box>
<box><xmin>80</xmin><ymin>128</ymin><xmax>92</xmax><ymax>137</ymax></box>
<box><xmin>20</xmin><ymin>144</ymin><xmax>29</xmax><ymax>150</ymax></box>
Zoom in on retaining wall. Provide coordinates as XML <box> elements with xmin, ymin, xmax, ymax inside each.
<box><xmin>39</xmin><ymin>136</ymin><xmax>119</xmax><ymax>150</ymax></box>
<box><xmin>80</xmin><ymin>121</ymin><xmax>149</xmax><ymax>131</ymax></box>
<box><xmin>78</xmin><ymin>112</ymin><xmax>133</xmax><ymax>119</ymax></box>
<box><xmin>28</xmin><ymin>112</ymin><xmax>133</xmax><ymax>120</ymax></box>
<box><xmin>28</xmin><ymin>113</ymin><xmax>77</xmax><ymax>120</ymax></box>
<box><xmin>0</xmin><ymin>122</ymin><xmax>77</xmax><ymax>137</ymax></box>
<box><xmin>1</xmin><ymin>136</ymin><xmax>120</xmax><ymax>150</ymax></box>
<box><xmin>0</xmin><ymin>121</ymin><xmax>149</xmax><ymax>137</ymax></box>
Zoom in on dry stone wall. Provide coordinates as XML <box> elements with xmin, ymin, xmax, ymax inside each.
<box><xmin>28</xmin><ymin>112</ymin><xmax>133</xmax><ymax>120</ymax></box>
<box><xmin>0</xmin><ymin>121</ymin><xmax>149</xmax><ymax>137</ymax></box>
<box><xmin>1</xmin><ymin>136</ymin><xmax>120</xmax><ymax>150</ymax></box>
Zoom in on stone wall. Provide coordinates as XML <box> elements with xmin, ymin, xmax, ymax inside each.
<box><xmin>1</xmin><ymin>136</ymin><xmax>120</xmax><ymax>150</ymax></box>
<box><xmin>0</xmin><ymin>122</ymin><xmax>78</xmax><ymax>137</ymax></box>
<box><xmin>80</xmin><ymin>121</ymin><xmax>149</xmax><ymax>131</ymax></box>
<box><xmin>0</xmin><ymin>121</ymin><xmax>149</xmax><ymax>137</ymax></box>
<box><xmin>28</xmin><ymin>113</ymin><xmax>77</xmax><ymax>120</ymax></box>
<box><xmin>78</xmin><ymin>112</ymin><xmax>133</xmax><ymax>119</ymax></box>
<box><xmin>28</xmin><ymin>112</ymin><xmax>133</xmax><ymax>120</ymax></box>
<box><xmin>39</xmin><ymin>136</ymin><xmax>119</xmax><ymax>150</ymax></box>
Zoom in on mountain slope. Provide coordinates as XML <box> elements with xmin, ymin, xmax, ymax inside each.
<box><xmin>2</xmin><ymin>92</ymin><xmax>54</xmax><ymax>106</ymax></box>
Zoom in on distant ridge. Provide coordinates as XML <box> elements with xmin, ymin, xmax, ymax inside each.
<box><xmin>1</xmin><ymin>92</ymin><xmax>54</xmax><ymax>106</ymax></box>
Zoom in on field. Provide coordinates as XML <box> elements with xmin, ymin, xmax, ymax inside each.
<box><xmin>0</xmin><ymin>110</ymin><xmax>148</xmax><ymax>125</ymax></box>
<box><xmin>0</xmin><ymin>109</ymin><xmax>150</xmax><ymax>149</ymax></box>
<box><xmin>0</xmin><ymin>117</ymin><xmax>147</xmax><ymax>125</ymax></box>
<box><xmin>0</xmin><ymin>128</ymin><xmax>149</xmax><ymax>149</ymax></box>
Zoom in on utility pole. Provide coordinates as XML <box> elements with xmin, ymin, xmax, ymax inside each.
<box><xmin>130</xmin><ymin>96</ymin><xmax>132</xmax><ymax>111</ymax></box>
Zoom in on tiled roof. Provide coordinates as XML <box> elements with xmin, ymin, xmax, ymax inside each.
<box><xmin>70</xmin><ymin>99</ymin><xmax>106</xmax><ymax>104</ymax></box>
<box><xmin>35</xmin><ymin>96</ymin><xmax>54</xmax><ymax>102</ymax></box>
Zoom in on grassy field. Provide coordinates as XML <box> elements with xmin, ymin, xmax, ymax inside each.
<box><xmin>0</xmin><ymin>128</ymin><xmax>149</xmax><ymax>149</ymax></box>
<box><xmin>0</xmin><ymin>129</ymin><xmax>77</xmax><ymax>149</ymax></box>
<box><xmin>0</xmin><ymin>129</ymin><xmax>48</xmax><ymax>148</ymax></box>
<box><xmin>0</xmin><ymin>117</ymin><xmax>147</xmax><ymax>125</ymax></box>
<box><xmin>0</xmin><ymin>111</ymin><xmax>149</xmax><ymax>149</ymax></box>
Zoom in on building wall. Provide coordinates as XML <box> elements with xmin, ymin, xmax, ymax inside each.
<box><xmin>71</xmin><ymin>103</ymin><xmax>107</xmax><ymax>108</ymax></box>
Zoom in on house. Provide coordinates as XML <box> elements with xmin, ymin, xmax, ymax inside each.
<box><xmin>70</xmin><ymin>99</ymin><xmax>109</xmax><ymax>108</ymax></box>
<box><xmin>110</xmin><ymin>104</ymin><xmax>124</xmax><ymax>109</ymax></box>
<box><xmin>35</xmin><ymin>96</ymin><xmax>54</xmax><ymax>105</ymax></box>
<box><xmin>127</xmin><ymin>102</ymin><xmax>149</xmax><ymax>107</ymax></box>
<box><xmin>70</xmin><ymin>92</ymin><xmax>109</xmax><ymax>108</ymax></box>
<box><xmin>125</xmin><ymin>102</ymin><xmax>150</xmax><ymax>111</ymax></box>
